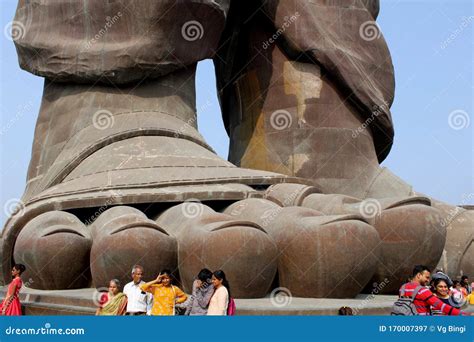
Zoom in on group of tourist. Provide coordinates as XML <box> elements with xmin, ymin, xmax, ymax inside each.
<box><xmin>392</xmin><ymin>265</ymin><xmax>473</xmax><ymax>316</ymax></box>
<box><xmin>430</xmin><ymin>273</ymin><xmax>473</xmax><ymax>314</ymax></box>
<box><xmin>95</xmin><ymin>265</ymin><xmax>234</xmax><ymax>316</ymax></box>
<box><xmin>337</xmin><ymin>266</ymin><xmax>473</xmax><ymax>316</ymax></box>
<box><xmin>1</xmin><ymin>263</ymin><xmax>473</xmax><ymax>316</ymax></box>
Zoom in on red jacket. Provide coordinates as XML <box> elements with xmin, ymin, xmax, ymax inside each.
<box><xmin>399</xmin><ymin>282</ymin><xmax>462</xmax><ymax>315</ymax></box>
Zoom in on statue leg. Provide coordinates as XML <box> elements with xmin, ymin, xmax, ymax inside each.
<box><xmin>215</xmin><ymin>2</ymin><xmax>453</xmax><ymax>293</ymax></box>
<box><xmin>3</xmin><ymin>1</ymin><xmax>381</xmax><ymax>297</ymax></box>
<box><xmin>4</xmin><ymin>67</ymin><xmax>383</xmax><ymax>297</ymax></box>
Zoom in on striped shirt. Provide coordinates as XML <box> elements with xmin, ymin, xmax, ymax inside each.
<box><xmin>430</xmin><ymin>296</ymin><xmax>461</xmax><ymax>316</ymax></box>
<box><xmin>399</xmin><ymin>282</ymin><xmax>462</xmax><ymax>315</ymax></box>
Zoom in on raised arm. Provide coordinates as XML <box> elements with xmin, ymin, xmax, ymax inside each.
<box><xmin>140</xmin><ymin>273</ymin><xmax>163</xmax><ymax>293</ymax></box>
<box><xmin>197</xmin><ymin>284</ymin><xmax>215</xmax><ymax>309</ymax></box>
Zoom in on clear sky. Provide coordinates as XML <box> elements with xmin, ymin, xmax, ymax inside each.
<box><xmin>0</xmin><ymin>0</ymin><xmax>472</xmax><ymax>227</ymax></box>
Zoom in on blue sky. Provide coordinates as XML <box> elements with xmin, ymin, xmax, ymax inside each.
<box><xmin>0</xmin><ymin>0</ymin><xmax>472</xmax><ymax>227</ymax></box>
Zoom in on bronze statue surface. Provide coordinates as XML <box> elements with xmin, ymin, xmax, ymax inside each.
<box><xmin>2</xmin><ymin>0</ymin><xmax>472</xmax><ymax>298</ymax></box>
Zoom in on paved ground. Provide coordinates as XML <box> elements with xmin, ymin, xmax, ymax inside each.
<box><xmin>1</xmin><ymin>286</ymin><xmax>401</xmax><ymax>315</ymax></box>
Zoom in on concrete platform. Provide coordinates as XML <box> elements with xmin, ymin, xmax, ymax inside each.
<box><xmin>0</xmin><ymin>286</ymin><xmax>397</xmax><ymax>315</ymax></box>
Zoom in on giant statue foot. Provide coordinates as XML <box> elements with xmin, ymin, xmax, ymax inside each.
<box><xmin>3</xmin><ymin>0</ymin><xmax>470</xmax><ymax>299</ymax></box>
<box><xmin>213</xmin><ymin>1</ymin><xmax>460</xmax><ymax>293</ymax></box>
<box><xmin>2</xmin><ymin>69</ymin><xmax>387</xmax><ymax>298</ymax></box>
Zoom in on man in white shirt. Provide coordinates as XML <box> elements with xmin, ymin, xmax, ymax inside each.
<box><xmin>123</xmin><ymin>265</ymin><xmax>153</xmax><ymax>315</ymax></box>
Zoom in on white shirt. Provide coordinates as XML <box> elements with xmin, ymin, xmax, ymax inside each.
<box><xmin>123</xmin><ymin>281</ymin><xmax>153</xmax><ymax>313</ymax></box>
<box><xmin>207</xmin><ymin>286</ymin><xmax>228</xmax><ymax>316</ymax></box>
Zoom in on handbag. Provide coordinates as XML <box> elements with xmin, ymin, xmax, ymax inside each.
<box><xmin>227</xmin><ymin>297</ymin><xmax>236</xmax><ymax>316</ymax></box>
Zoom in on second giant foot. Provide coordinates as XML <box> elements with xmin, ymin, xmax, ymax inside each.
<box><xmin>224</xmin><ymin>198</ymin><xmax>381</xmax><ymax>298</ymax></box>
<box><xmin>264</xmin><ymin>183</ymin><xmax>446</xmax><ymax>294</ymax></box>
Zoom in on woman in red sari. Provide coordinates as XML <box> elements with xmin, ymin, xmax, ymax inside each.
<box><xmin>0</xmin><ymin>264</ymin><xmax>26</xmax><ymax>316</ymax></box>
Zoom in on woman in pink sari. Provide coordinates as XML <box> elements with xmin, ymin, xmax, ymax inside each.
<box><xmin>0</xmin><ymin>264</ymin><xmax>26</xmax><ymax>316</ymax></box>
